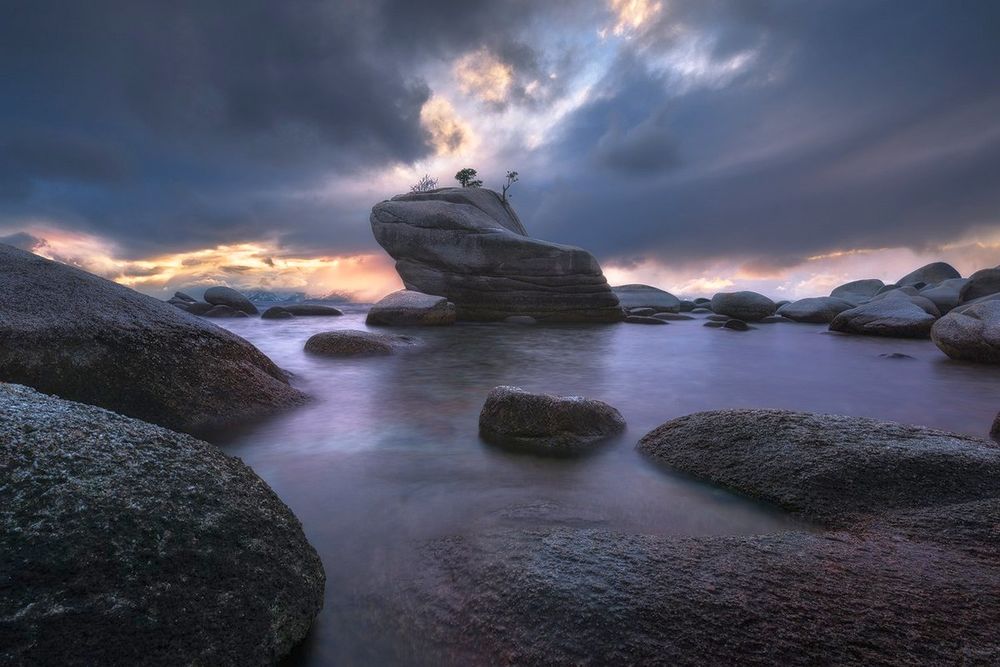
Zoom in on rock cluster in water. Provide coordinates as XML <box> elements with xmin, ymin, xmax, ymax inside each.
<box><xmin>389</xmin><ymin>408</ymin><xmax>1000</xmax><ymax>664</ymax></box>
<box><xmin>370</xmin><ymin>188</ymin><xmax>623</xmax><ymax>322</ymax></box>
<box><xmin>0</xmin><ymin>243</ymin><xmax>304</xmax><ymax>436</ymax></box>
<box><xmin>0</xmin><ymin>383</ymin><xmax>325</xmax><ymax>665</ymax></box>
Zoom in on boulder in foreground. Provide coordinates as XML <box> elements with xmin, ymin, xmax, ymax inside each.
<box><xmin>931</xmin><ymin>301</ymin><xmax>1000</xmax><ymax>364</ymax></box>
<box><xmin>710</xmin><ymin>291</ymin><xmax>776</xmax><ymax>321</ymax></box>
<box><xmin>829</xmin><ymin>299</ymin><xmax>936</xmax><ymax>338</ymax></box>
<box><xmin>0</xmin><ymin>244</ymin><xmax>304</xmax><ymax>436</ymax></box>
<box><xmin>479</xmin><ymin>385</ymin><xmax>625</xmax><ymax>453</ymax></box>
<box><xmin>897</xmin><ymin>261</ymin><xmax>961</xmax><ymax>286</ymax></box>
<box><xmin>366</xmin><ymin>289</ymin><xmax>457</xmax><ymax>326</ymax></box>
<box><xmin>370</xmin><ymin>188</ymin><xmax>622</xmax><ymax>322</ymax></box>
<box><xmin>304</xmin><ymin>330</ymin><xmax>416</xmax><ymax>356</ymax></box>
<box><xmin>0</xmin><ymin>383</ymin><xmax>325</xmax><ymax>666</ymax></box>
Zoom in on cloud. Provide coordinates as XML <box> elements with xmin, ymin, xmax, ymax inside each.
<box><xmin>420</xmin><ymin>97</ymin><xmax>478</xmax><ymax>156</ymax></box>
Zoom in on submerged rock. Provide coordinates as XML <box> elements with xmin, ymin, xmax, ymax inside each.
<box><xmin>366</xmin><ymin>289</ymin><xmax>456</xmax><ymax>326</ymax></box>
<box><xmin>897</xmin><ymin>262</ymin><xmax>961</xmax><ymax>287</ymax></box>
<box><xmin>722</xmin><ymin>319</ymin><xmax>752</xmax><ymax>331</ymax></box>
<box><xmin>203</xmin><ymin>304</ymin><xmax>249</xmax><ymax>318</ymax></box>
<box><xmin>370</xmin><ymin>188</ymin><xmax>622</xmax><ymax>322</ymax></box>
<box><xmin>304</xmin><ymin>330</ymin><xmax>416</xmax><ymax>356</ymax></box>
<box><xmin>612</xmin><ymin>284</ymin><xmax>681</xmax><ymax>313</ymax></box>
<box><xmin>0</xmin><ymin>244</ymin><xmax>304</xmax><ymax>436</ymax></box>
<box><xmin>0</xmin><ymin>383</ymin><xmax>325</xmax><ymax>665</ymax></box>
<box><xmin>624</xmin><ymin>315</ymin><xmax>668</xmax><ymax>325</ymax></box>
<box><xmin>204</xmin><ymin>285</ymin><xmax>258</xmax><ymax>315</ymax></box>
<box><xmin>653</xmin><ymin>313</ymin><xmax>694</xmax><ymax>321</ymax></box>
<box><xmin>931</xmin><ymin>301</ymin><xmax>1000</xmax><ymax>364</ymax></box>
<box><xmin>710</xmin><ymin>291</ymin><xmax>776</xmax><ymax>321</ymax></box>
<box><xmin>880</xmin><ymin>352</ymin><xmax>915</xmax><ymax>359</ymax></box>
<box><xmin>627</xmin><ymin>307</ymin><xmax>656</xmax><ymax>316</ymax></box>
<box><xmin>281</xmin><ymin>304</ymin><xmax>344</xmax><ymax>316</ymax></box>
<box><xmin>778</xmin><ymin>296</ymin><xmax>854</xmax><ymax>323</ymax></box>
<box><xmin>829</xmin><ymin>299</ymin><xmax>936</xmax><ymax>338</ymax></box>
<box><xmin>478</xmin><ymin>385</ymin><xmax>625</xmax><ymax>453</ymax></box>
<box><xmin>390</xmin><ymin>409</ymin><xmax>1000</xmax><ymax>664</ymax></box>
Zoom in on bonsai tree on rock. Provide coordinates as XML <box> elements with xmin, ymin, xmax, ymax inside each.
<box><xmin>502</xmin><ymin>170</ymin><xmax>518</xmax><ymax>202</ymax></box>
<box><xmin>455</xmin><ymin>168</ymin><xmax>483</xmax><ymax>188</ymax></box>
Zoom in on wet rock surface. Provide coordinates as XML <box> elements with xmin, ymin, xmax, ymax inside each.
<box><xmin>0</xmin><ymin>383</ymin><xmax>325</xmax><ymax>666</ymax></box>
<box><xmin>304</xmin><ymin>330</ymin><xmax>417</xmax><ymax>356</ymax></box>
<box><xmin>366</xmin><ymin>289</ymin><xmax>456</xmax><ymax>326</ymax></box>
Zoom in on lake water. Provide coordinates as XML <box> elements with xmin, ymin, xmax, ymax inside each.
<box><xmin>215</xmin><ymin>307</ymin><xmax>1000</xmax><ymax>665</ymax></box>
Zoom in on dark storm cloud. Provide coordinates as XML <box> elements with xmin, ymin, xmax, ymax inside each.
<box><xmin>0</xmin><ymin>0</ymin><xmax>562</xmax><ymax>256</ymax></box>
<box><xmin>521</xmin><ymin>0</ymin><xmax>1000</xmax><ymax>267</ymax></box>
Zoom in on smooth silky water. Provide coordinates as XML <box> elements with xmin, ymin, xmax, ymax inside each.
<box><xmin>215</xmin><ymin>307</ymin><xmax>1000</xmax><ymax>664</ymax></box>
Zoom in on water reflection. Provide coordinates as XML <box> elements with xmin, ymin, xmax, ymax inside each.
<box><xmin>214</xmin><ymin>309</ymin><xmax>1000</xmax><ymax>665</ymax></box>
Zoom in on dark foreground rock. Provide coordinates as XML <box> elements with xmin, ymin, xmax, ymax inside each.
<box><xmin>710</xmin><ymin>291</ymin><xmax>775</xmax><ymax>321</ymax></box>
<box><xmin>204</xmin><ymin>285</ymin><xmax>258</xmax><ymax>314</ymax></box>
<box><xmin>0</xmin><ymin>244</ymin><xmax>304</xmax><ymax>436</ymax></box>
<box><xmin>203</xmin><ymin>304</ymin><xmax>249</xmax><ymax>318</ymax></box>
<box><xmin>478</xmin><ymin>386</ymin><xmax>625</xmax><ymax>453</ymax></box>
<box><xmin>612</xmin><ymin>284</ymin><xmax>681</xmax><ymax>312</ymax></box>
<box><xmin>931</xmin><ymin>301</ymin><xmax>1000</xmax><ymax>363</ymax></box>
<box><xmin>370</xmin><ymin>188</ymin><xmax>622</xmax><ymax>322</ymax></box>
<box><xmin>829</xmin><ymin>299</ymin><xmax>937</xmax><ymax>338</ymax></box>
<box><xmin>304</xmin><ymin>330</ymin><xmax>416</xmax><ymax>356</ymax></box>
<box><xmin>366</xmin><ymin>289</ymin><xmax>457</xmax><ymax>326</ymax></box>
<box><xmin>384</xmin><ymin>409</ymin><xmax>1000</xmax><ymax>665</ymax></box>
<box><xmin>0</xmin><ymin>383</ymin><xmax>325</xmax><ymax>666</ymax></box>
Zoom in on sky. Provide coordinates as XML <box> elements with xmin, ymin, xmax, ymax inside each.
<box><xmin>2</xmin><ymin>0</ymin><xmax>999</xmax><ymax>301</ymax></box>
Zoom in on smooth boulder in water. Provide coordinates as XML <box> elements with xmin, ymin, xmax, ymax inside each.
<box><xmin>370</xmin><ymin>188</ymin><xmax>622</xmax><ymax>322</ymax></box>
<box><xmin>304</xmin><ymin>330</ymin><xmax>416</xmax><ymax>356</ymax></box>
<box><xmin>203</xmin><ymin>304</ymin><xmax>248</xmax><ymax>318</ymax></box>
<box><xmin>0</xmin><ymin>383</ymin><xmax>325</xmax><ymax>665</ymax></box>
<box><xmin>0</xmin><ymin>244</ymin><xmax>304</xmax><ymax>436</ymax></box>
<box><xmin>612</xmin><ymin>284</ymin><xmax>681</xmax><ymax>313</ymax></box>
<box><xmin>479</xmin><ymin>385</ymin><xmax>625</xmax><ymax>453</ymax></box>
<box><xmin>829</xmin><ymin>299</ymin><xmax>937</xmax><ymax>338</ymax></box>
<box><xmin>366</xmin><ymin>289</ymin><xmax>457</xmax><ymax>326</ymax></box>
<box><xmin>282</xmin><ymin>304</ymin><xmax>344</xmax><ymax>316</ymax></box>
<box><xmin>710</xmin><ymin>291</ymin><xmax>776</xmax><ymax>321</ymax></box>
<box><xmin>262</xmin><ymin>306</ymin><xmax>296</xmax><ymax>320</ymax></box>
<box><xmin>624</xmin><ymin>315</ymin><xmax>668</xmax><ymax>325</ymax></box>
<box><xmin>778</xmin><ymin>297</ymin><xmax>854</xmax><ymax>323</ymax></box>
<box><xmin>931</xmin><ymin>301</ymin><xmax>1000</xmax><ymax>364</ymax></box>
<box><xmin>204</xmin><ymin>285</ymin><xmax>258</xmax><ymax>315</ymax></box>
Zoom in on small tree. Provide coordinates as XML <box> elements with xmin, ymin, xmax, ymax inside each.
<box><xmin>410</xmin><ymin>174</ymin><xmax>438</xmax><ymax>192</ymax></box>
<box><xmin>455</xmin><ymin>168</ymin><xmax>483</xmax><ymax>188</ymax></box>
<box><xmin>501</xmin><ymin>170</ymin><xmax>518</xmax><ymax>202</ymax></box>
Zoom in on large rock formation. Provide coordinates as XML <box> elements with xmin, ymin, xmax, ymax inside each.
<box><xmin>386</xmin><ymin>409</ymin><xmax>1000</xmax><ymax>664</ymax></box>
<box><xmin>0</xmin><ymin>383</ymin><xmax>325</xmax><ymax>665</ymax></box>
<box><xmin>370</xmin><ymin>188</ymin><xmax>622</xmax><ymax>322</ymax></box>
<box><xmin>0</xmin><ymin>244</ymin><xmax>304</xmax><ymax>436</ymax></box>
